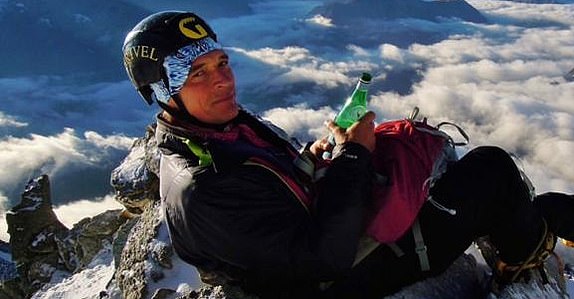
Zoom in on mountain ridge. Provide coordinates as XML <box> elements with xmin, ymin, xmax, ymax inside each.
<box><xmin>309</xmin><ymin>0</ymin><xmax>487</xmax><ymax>24</ymax></box>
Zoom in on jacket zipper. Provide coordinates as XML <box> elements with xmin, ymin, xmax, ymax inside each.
<box><xmin>243</xmin><ymin>160</ymin><xmax>311</xmax><ymax>215</ymax></box>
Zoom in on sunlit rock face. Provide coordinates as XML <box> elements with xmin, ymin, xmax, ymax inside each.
<box><xmin>111</xmin><ymin>124</ymin><xmax>160</xmax><ymax>214</ymax></box>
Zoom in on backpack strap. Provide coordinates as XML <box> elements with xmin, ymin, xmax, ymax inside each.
<box><xmin>353</xmin><ymin>236</ymin><xmax>382</xmax><ymax>267</ymax></box>
<box><xmin>352</xmin><ymin>221</ymin><xmax>429</xmax><ymax>272</ymax></box>
<box><xmin>436</xmin><ymin>121</ymin><xmax>470</xmax><ymax>146</ymax></box>
<box><xmin>412</xmin><ymin>218</ymin><xmax>431</xmax><ymax>272</ymax></box>
<box><xmin>387</xmin><ymin>242</ymin><xmax>405</xmax><ymax>258</ymax></box>
<box><xmin>408</xmin><ymin>106</ymin><xmax>420</xmax><ymax>120</ymax></box>
<box><xmin>408</xmin><ymin>105</ymin><xmax>470</xmax><ymax>147</ymax></box>
<box><xmin>321</xmin><ymin>221</ymin><xmax>429</xmax><ymax>293</ymax></box>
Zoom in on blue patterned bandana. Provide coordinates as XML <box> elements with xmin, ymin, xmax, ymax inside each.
<box><xmin>149</xmin><ymin>37</ymin><xmax>222</xmax><ymax>104</ymax></box>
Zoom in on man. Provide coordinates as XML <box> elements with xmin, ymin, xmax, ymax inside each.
<box><xmin>122</xmin><ymin>11</ymin><xmax>574</xmax><ymax>298</ymax></box>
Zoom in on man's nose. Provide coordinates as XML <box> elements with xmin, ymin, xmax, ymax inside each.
<box><xmin>213</xmin><ymin>69</ymin><xmax>233</xmax><ymax>88</ymax></box>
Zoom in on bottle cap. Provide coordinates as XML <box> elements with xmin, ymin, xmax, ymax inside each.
<box><xmin>360</xmin><ymin>72</ymin><xmax>372</xmax><ymax>83</ymax></box>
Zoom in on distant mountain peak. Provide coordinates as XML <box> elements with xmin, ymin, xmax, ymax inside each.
<box><xmin>309</xmin><ymin>0</ymin><xmax>487</xmax><ymax>25</ymax></box>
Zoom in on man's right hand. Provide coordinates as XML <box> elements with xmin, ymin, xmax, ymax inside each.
<box><xmin>326</xmin><ymin>111</ymin><xmax>376</xmax><ymax>153</ymax></box>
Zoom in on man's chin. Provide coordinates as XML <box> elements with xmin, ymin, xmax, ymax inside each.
<box><xmin>217</xmin><ymin>105</ymin><xmax>240</xmax><ymax>123</ymax></box>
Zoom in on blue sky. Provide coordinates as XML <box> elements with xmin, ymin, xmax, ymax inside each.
<box><xmin>0</xmin><ymin>0</ymin><xmax>573</xmax><ymax>241</ymax></box>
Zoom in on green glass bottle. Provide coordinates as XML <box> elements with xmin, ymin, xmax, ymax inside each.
<box><xmin>322</xmin><ymin>72</ymin><xmax>372</xmax><ymax>159</ymax></box>
<box><xmin>333</xmin><ymin>72</ymin><xmax>372</xmax><ymax>128</ymax></box>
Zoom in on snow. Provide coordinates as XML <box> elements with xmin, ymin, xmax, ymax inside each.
<box><xmin>556</xmin><ymin>242</ymin><xmax>574</xmax><ymax>296</ymax></box>
<box><xmin>31</xmin><ymin>242</ymin><xmax>117</xmax><ymax>299</ymax></box>
<box><xmin>29</xmin><ymin>219</ymin><xmax>203</xmax><ymax>299</ymax></box>
<box><xmin>144</xmin><ymin>217</ymin><xmax>204</xmax><ymax>293</ymax></box>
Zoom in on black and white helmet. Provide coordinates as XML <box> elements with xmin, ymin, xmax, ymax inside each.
<box><xmin>123</xmin><ymin>11</ymin><xmax>221</xmax><ymax>105</ymax></box>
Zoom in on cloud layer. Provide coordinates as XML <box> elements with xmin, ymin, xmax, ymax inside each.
<box><xmin>0</xmin><ymin>129</ymin><xmax>134</xmax><ymax>207</ymax></box>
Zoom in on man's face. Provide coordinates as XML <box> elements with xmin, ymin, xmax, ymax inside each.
<box><xmin>178</xmin><ymin>49</ymin><xmax>239</xmax><ymax>124</ymax></box>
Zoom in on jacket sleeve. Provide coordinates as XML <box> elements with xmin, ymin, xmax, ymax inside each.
<box><xmin>162</xmin><ymin>142</ymin><xmax>373</xmax><ymax>292</ymax></box>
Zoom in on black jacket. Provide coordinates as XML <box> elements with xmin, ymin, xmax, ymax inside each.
<box><xmin>156</xmin><ymin>110</ymin><xmax>373</xmax><ymax>298</ymax></box>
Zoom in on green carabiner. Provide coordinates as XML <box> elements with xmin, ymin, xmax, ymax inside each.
<box><xmin>183</xmin><ymin>139</ymin><xmax>213</xmax><ymax>166</ymax></box>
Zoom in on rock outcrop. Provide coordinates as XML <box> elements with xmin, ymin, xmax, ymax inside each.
<box><xmin>110</xmin><ymin>124</ymin><xmax>160</xmax><ymax>214</ymax></box>
<box><xmin>115</xmin><ymin>200</ymin><xmax>164</xmax><ymax>299</ymax></box>
<box><xmin>1</xmin><ymin>175</ymin><xmax>128</xmax><ymax>298</ymax></box>
<box><xmin>4</xmin><ymin>175</ymin><xmax>70</xmax><ymax>297</ymax></box>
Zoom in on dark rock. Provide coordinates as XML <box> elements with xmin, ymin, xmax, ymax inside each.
<box><xmin>56</xmin><ymin>209</ymin><xmax>128</xmax><ymax>272</ymax></box>
<box><xmin>0</xmin><ymin>278</ymin><xmax>26</xmax><ymax>299</ymax></box>
<box><xmin>2</xmin><ymin>175</ymin><xmax>129</xmax><ymax>298</ymax></box>
<box><xmin>173</xmin><ymin>285</ymin><xmax>259</xmax><ymax>299</ymax></box>
<box><xmin>4</xmin><ymin>175</ymin><xmax>69</xmax><ymax>296</ymax></box>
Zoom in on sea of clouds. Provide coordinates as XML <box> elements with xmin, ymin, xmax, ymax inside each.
<box><xmin>0</xmin><ymin>0</ymin><xmax>573</xmax><ymax>241</ymax></box>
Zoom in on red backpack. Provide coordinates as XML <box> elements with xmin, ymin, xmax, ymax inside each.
<box><xmin>366</xmin><ymin>107</ymin><xmax>468</xmax><ymax>243</ymax></box>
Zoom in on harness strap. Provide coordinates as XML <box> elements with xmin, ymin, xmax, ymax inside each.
<box><xmin>412</xmin><ymin>218</ymin><xmax>430</xmax><ymax>272</ymax></box>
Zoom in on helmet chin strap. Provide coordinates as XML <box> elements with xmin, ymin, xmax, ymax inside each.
<box><xmin>157</xmin><ymin>94</ymin><xmax>197</xmax><ymax>124</ymax></box>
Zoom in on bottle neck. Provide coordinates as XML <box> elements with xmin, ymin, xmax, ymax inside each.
<box><xmin>355</xmin><ymin>80</ymin><xmax>370</xmax><ymax>91</ymax></box>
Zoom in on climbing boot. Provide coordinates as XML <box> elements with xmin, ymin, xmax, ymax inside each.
<box><xmin>493</xmin><ymin>219</ymin><xmax>557</xmax><ymax>285</ymax></box>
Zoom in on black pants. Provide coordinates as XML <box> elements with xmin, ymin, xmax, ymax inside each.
<box><xmin>324</xmin><ymin>146</ymin><xmax>573</xmax><ymax>298</ymax></box>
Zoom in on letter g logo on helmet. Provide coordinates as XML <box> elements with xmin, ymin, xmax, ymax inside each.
<box><xmin>179</xmin><ymin>17</ymin><xmax>208</xmax><ymax>40</ymax></box>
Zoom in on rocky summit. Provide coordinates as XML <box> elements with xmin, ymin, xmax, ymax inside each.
<box><xmin>0</xmin><ymin>124</ymin><xmax>569</xmax><ymax>299</ymax></box>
